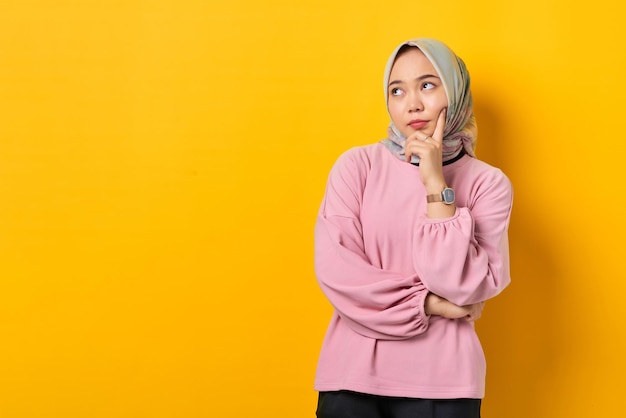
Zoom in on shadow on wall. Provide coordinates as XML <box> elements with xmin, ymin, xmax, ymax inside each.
<box><xmin>473</xmin><ymin>99</ymin><xmax>558</xmax><ymax>418</ymax></box>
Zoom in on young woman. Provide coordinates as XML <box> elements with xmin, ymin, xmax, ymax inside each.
<box><xmin>313</xmin><ymin>38</ymin><xmax>513</xmax><ymax>418</ymax></box>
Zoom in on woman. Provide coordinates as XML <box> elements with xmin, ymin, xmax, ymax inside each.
<box><xmin>313</xmin><ymin>38</ymin><xmax>513</xmax><ymax>418</ymax></box>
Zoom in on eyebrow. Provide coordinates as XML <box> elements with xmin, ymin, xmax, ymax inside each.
<box><xmin>388</xmin><ymin>74</ymin><xmax>440</xmax><ymax>87</ymax></box>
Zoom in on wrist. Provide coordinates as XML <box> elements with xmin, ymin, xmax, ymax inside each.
<box><xmin>424</xmin><ymin>293</ymin><xmax>442</xmax><ymax>316</ymax></box>
<box><xmin>424</xmin><ymin>179</ymin><xmax>447</xmax><ymax>195</ymax></box>
<box><xmin>426</xmin><ymin>183</ymin><xmax>455</xmax><ymax>208</ymax></box>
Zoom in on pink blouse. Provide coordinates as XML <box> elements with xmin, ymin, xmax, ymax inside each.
<box><xmin>314</xmin><ymin>143</ymin><xmax>513</xmax><ymax>399</ymax></box>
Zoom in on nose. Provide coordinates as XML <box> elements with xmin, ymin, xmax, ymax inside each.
<box><xmin>408</xmin><ymin>92</ymin><xmax>423</xmax><ymax>112</ymax></box>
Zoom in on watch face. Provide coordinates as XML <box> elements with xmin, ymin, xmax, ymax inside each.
<box><xmin>442</xmin><ymin>188</ymin><xmax>455</xmax><ymax>204</ymax></box>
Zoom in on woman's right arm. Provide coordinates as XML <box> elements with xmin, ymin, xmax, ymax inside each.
<box><xmin>314</xmin><ymin>150</ymin><xmax>433</xmax><ymax>341</ymax></box>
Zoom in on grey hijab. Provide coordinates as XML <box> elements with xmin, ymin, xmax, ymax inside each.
<box><xmin>381</xmin><ymin>38</ymin><xmax>477</xmax><ymax>164</ymax></box>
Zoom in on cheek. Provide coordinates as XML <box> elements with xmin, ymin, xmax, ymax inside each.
<box><xmin>387</xmin><ymin>101</ymin><xmax>403</xmax><ymax>123</ymax></box>
<box><xmin>431</xmin><ymin>92</ymin><xmax>448</xmax><ymax>112</ymax></box>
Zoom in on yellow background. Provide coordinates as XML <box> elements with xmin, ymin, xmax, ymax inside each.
<box><xmin>1</xmin><ymin>0</ymin><xmax>624</xmax><ymax>417</ymax></box>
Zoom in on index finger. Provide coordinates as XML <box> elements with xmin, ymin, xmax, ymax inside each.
<box><xmin>432</xmin><ymin>108</ymin><xmax>447</xmax><ymax>144</ymax></box>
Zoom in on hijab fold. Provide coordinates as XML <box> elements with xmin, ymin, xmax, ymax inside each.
<box><xmin>381</xmin><ymin>38</ymin><xmax>477</xmax><ymax>164</ymax></box>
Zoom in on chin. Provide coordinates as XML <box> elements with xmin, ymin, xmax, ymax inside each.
<box><xmin>400</xmin><ymin>128</ymin><xmax>415</xmax><ymax>138</ymax></box>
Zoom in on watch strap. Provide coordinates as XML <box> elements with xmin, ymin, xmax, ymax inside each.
<box><xmin>426</xmin><ymin>193</ymin><xmax>443</xmax><ymax>203</ymax></box>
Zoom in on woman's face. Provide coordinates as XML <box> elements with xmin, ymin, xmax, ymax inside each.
<box><xmin>387</xmin><ymin>48</ymin><xmax>448</xmax><ymax>138</ymax></box>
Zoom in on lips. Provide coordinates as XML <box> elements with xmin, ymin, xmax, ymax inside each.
<box><xmin>408</xmin><ymin>119</ymin><xmax>427</xmax><ymax>130</ymax></box>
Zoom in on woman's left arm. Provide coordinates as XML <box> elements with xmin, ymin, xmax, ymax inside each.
<box><xmin>412</xmin><ymin>170</ymin><xmax>513</xmax><ymax>306</ymax></box>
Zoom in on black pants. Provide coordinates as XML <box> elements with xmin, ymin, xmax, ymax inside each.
<box><xmin>316</xmin><ymin>391</ymin><xmax>481</xmax><ymax>418</ymax></box>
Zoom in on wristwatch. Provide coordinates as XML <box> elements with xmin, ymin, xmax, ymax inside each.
<box><xmin>426</xmin><ymin>187</ymin><xmax>455</xmax><ymax>205</ymax></box>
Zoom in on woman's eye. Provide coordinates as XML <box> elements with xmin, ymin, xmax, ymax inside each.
<box><xmin>390</xmin><ymin>88</ymin><xmax>403</xmax><ymax>96</ymax></box>
<box><xmin>423</xmin><ymin>82</ymin><xmax>435</xmax><ymax>90</ymax></box>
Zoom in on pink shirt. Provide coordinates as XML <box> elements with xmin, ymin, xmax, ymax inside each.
<box><xmin>314</xmin><ymin>143</ymin><xmax>513</xmax><ymax>399</ymax></box>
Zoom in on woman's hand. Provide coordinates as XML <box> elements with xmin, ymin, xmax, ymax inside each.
<box><xmin>463</xmin><ymin>301</ymin><xmax>485</xmax><ymax>322</ymax></box>
<box><xmin>404</xmin><ymin>108</ymin><xmax>447</xmax><ymax>190</ymax></box>
<box><xmin>425</xmin><ymin>293</ymin><xmax>485</xmax><ymax>322</ymax></box>
<box><xmin>404</xmin><ymin>108</ymin><xmax>454</xmax><ymax>218</ymax></box>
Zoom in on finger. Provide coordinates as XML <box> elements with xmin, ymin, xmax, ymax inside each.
<box><xmin>432</xmin><ymin>108</ymin><xmax>447</xmax><ymax>144</ymax></box>
<box><xmin>467</xmin><ymin>311</ymin><xmax>480</xmax><ymax>322</ymax></box>
<box><xmin>405</xmin><ymin>140</ymin><xmax>413</xmax><ymax>162</ymax></box>
<box><xmin>404</xmin><ymin>136</ymin><xmax>424</xmax><ymax>162</ymax></box>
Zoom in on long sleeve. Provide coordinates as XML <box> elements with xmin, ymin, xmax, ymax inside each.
<box><xmin>314</xmin><ymin>150</ymin><xmax>431</xmax><ymax>341</ymax></box>
<box><xmin>412</xmin><ymin>168</ymin><xmax>513</xmax><ymax>306</ymax></box>
<box><xmin>313</xmin><ymin>144</ymin><xmax>510</xmax><ymax>399</ymax></box>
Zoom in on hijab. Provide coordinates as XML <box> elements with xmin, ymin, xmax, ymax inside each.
<box><xmin>381</xmin><ymin>38</ymin><xmax>477</xmax><ymax>164</ymax></box>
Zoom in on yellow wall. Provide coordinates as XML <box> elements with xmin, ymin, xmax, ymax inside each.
<box><xmin>1</xmin><ymin>1</ymin><xmax>624</xmax><ymax>417</ymax></box>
